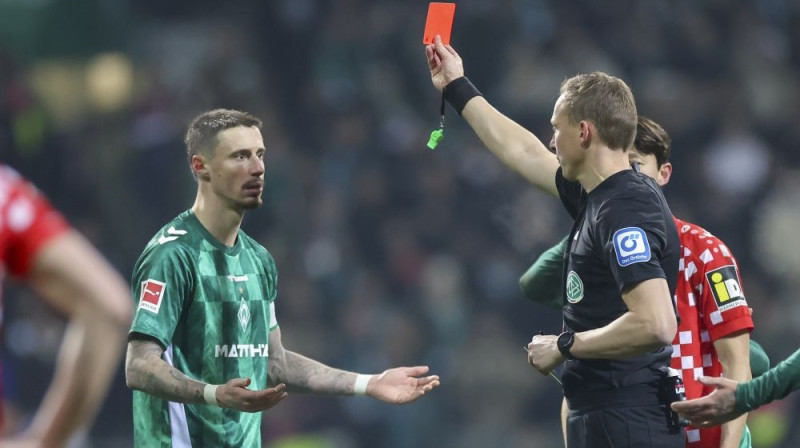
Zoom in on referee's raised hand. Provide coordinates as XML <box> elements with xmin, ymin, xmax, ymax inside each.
<box><xmin>425</xmin><ymin>35</ymin><xmax>464</xmax><ymax>92</ymax></box>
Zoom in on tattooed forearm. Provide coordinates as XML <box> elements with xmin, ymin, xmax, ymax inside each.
<box><xmin>281</xmin><ymin>351</ymin><xmax>355</xmax><ymax>395</ymax></box>
<box><xmin>267</xmin><ymin>336</ymin><xmax>287</xmax><ymax>386</ymax></box>
<box><xmin>267</xmin><ymin>358</ymin><xmax>286</xmax><ymax>387</ymax></box>
<box><xmin>125</xmin><ymin>339</ymin><xmax>206</xmax><ymax>404</ymax></box>
<box><xmin>267</xmin><ymin>326</ymin><xmax>356</xmax><ymax>395</ymax></box>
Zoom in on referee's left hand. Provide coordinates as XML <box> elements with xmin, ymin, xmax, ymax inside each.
<box><xmin>527</xmin><ymin>334</ymin><xmax>565</xmax><ymax>375</ymax></box>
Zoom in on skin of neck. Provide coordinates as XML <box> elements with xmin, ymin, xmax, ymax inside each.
<box><xmin>575</xmin><ymin>144</ymin><xmax>632</xmax><ymax>193</ymax></box>
<box><xmin>191</xmin><ymin>183</ymin><xmax>244</xmax><ymax>247</ymax></box>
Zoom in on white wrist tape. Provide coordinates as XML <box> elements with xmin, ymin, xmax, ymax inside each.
<box><xmin>354</xmin><ymin>374</ymin><xmax>373</xmax><ymax>396</ymax></box>
<box><xmin>203</xmin><ymin>384</ymin><xmax>219</xmax><ymax>406</ymax></box>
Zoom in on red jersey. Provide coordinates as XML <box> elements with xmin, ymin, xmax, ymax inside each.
<box><xmin>671</xmin><ymin>217</ymin><xmax>754</xmax><ymax>447</ymax></box>
<box><xmin>0</xmin><ymin>164</ymin><xmax>70</xmax><ymax>427</ymax></box>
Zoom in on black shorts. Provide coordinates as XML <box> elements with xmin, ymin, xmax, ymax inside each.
<box><xmin>566</xmin><ymin>404</ymin><xmax>685</xmax><ymax>448</ymax></box>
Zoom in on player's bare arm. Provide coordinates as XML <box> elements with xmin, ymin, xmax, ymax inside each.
<box><xmin>30</xmin><ymin>231</ymin><xmax>132</xmax><ymax>323</ymax></box>
<box><xmin>714</xmin><ymin>330</ymin><xmax>751</xmax><ymax>448</ymax></box>
<box><xmin>23</xmin><ymin>231</ymin><xmax>131</xmax><ymax>448</ymax></box>
<box><xmin>425</xmin><ymin>36</ymin><xmax>559</xmax><ymax>196</ymax></box>
<box><xmin>571</xmin><ymin>278</ymin><xmax>677</xmax><ymax>358</ymax></box>
<box><xmin>126</xmin><ymin>337</ymin><xmax>287</xmax><ymax>412</ymax></box>
<box><xmin>268</xmin><ymin>326</ymin><xmax>440</xmax><ymax>403</ymax></box>
<box><xmin>126</xmin><ymin>337</ymin><xmax>207</xmax><ymax>404</ymax></box>
<box><xmin>267</xmin><ymin>326</ymin><xmax>353</xmax><ymax>395</ymax></box>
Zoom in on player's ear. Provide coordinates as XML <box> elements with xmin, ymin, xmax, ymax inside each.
<box><xmin>657</xmin><ymin>162</ymin><xmax>673</xmax><ymax>186</ymax></box>
<box><xmin>191</xmin><ymin>154</ymin><xmax>211</xmax><ymax>182</ymax></box>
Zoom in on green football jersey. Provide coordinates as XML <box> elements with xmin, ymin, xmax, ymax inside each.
<box><xmin>129</xmin><ymin>210</ymin><xmax>278</xmax><ymax>448</ymax></box>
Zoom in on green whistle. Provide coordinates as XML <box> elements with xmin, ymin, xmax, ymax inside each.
<box><xmin>427</xmin><ymin>128</ymin><xmax>444</xmax><ymax>150</ymax></box>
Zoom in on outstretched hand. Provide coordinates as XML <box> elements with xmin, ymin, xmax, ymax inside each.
<box><xmin>425</xmin><ymin>35</ymin><xmax>465</xmax><ymax>92</ymax></box>
<box><xmin>216</xmin><ymin>377</ymin><xmax>288</xmax><ymax>413</ymax></box>
<box><xmin>366</xmin><ymin>366</ymin><xmax>440</xmax><ymax>404</ymax></box>
<box><xmin>670</xmin><ymin>376</ymin><xmax>742</xmax><ymax>427</ymax></box>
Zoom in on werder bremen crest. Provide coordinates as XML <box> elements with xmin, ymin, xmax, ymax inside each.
<box><xmin>238</xmin><ymin>298</ymin><xmax>251</xmax><ymax>331</ymax></box>
<box><xmin>566</xmin><ymin>271</ymin><xmax>584</xmax><ymax>303</ymax></box>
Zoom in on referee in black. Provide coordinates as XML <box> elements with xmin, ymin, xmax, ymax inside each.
<box><xmin>425</xmin><ymin>36</ymin><xmax>684</xmax><ymax>448</ymax></box>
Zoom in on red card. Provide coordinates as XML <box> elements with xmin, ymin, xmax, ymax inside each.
<box><xmin>423</xmin><ymin>2</ymin><xmax>456</xmax><ymax>45</ymax></box>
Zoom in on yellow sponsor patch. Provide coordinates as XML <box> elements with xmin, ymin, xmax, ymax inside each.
<box><xmin>705</xmin><ymin>265</ymin><xmax>746</xmax><ymax>311</ymax></box>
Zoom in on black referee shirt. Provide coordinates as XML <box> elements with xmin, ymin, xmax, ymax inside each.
<box><xmin>555</xmin><ymin>166</ymin><xmax>680</xmax><ymax>410</ymax></box>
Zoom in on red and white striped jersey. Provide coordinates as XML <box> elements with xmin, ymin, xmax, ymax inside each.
<box><xmin>671</xmin><ymin>217</ymin><xmax>754</xmax><ymax>448</ymax></box>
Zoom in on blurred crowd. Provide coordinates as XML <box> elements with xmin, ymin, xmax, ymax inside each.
<box><xmin>1</xmin><ymin>0</ymin><xmax>800</xmax><ymax>447</ymax></box>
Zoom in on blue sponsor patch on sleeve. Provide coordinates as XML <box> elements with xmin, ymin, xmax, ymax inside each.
<box><xmin>612</xmin><ymin>227</ymin><xmax>652</xmax><ymax>267</ymax></box>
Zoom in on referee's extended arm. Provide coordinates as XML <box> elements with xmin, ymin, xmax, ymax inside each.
<box><xmin>426</xmin><ymin>36</ymin><xmax>560</xmax><ymax>197</ymax></box>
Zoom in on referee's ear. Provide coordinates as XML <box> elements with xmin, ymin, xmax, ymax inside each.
<box><xmin>657</xmin><ymin>162</ymin><xmax>673</xmax><ymax>187</ymax></box>
<box><xmin>579</xmin><ymin>120</ymin><xmax>593</xmax><ymax>149</ymax></box>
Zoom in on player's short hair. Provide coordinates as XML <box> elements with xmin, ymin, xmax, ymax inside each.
<box><xmin>634</xmin><ymin>116</ymin><xmax>671</xmax><ymax>167</ymax></box>
<box><xmin>559</xmin><ymin>72</ymin><xmax>637</xmax><ymax>151</ymax></box>
<box><xmin>184</xmin><ymin>109</ymin><xmax>262</xmax><ymax>172</ymax></box>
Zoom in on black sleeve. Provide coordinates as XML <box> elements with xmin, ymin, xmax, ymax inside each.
<box><xmin>555</xmin><ymin>167</ymin><xmax>586</xmax><ymax>219</ymax></box>
<box><xmin>595</xmin><ymin>193</ymin><xmax>670</xmax><ymax>294</ymax></box>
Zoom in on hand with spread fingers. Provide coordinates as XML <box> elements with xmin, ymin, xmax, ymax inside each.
<box><xmin>670</xmin><ymin>376</ymin><xmax>741</xmax><ymax>427</ymax></box>
<box><xmin>365</xmin><ymin>366</ymin><xmax>440</xmax><ymax>404</ymax></box>
<box><xmin>216</xmin><ymin>378</ymin><xmax>288</xmax><ymax>413</ymax></box>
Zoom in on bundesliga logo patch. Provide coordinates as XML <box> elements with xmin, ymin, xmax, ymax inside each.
<box><xmin>139</xmin><ymin>279</ymin><xmax>166</xmax><ymax>314</ymax></box>
<box><xmin>706</xmin><ymin>265</ymin><xmax>746</xmax><ymax>312</ymax></box>
<box><xmin>612</xmin><ymin>227</ymin><xmax>651</xmax><ymax>267</ymax></box>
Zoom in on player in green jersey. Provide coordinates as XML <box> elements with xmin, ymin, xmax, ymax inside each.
<box><xmin>125</xmin><ymin>109</ymin><xmax>440</xmax><ymax>448</ymax></box>
<box><xmin>672</xmin><ymin>350</ymin><xmax>800</xmax><ymax>427</ymax></box>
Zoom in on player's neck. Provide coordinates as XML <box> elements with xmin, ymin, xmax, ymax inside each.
<box><xmin>191</xmin><ymin>191</ymin><xmax>244</xmax><ymax>247</ymax></box>
<box><xmin>577</xmin><ymin>146</ymin><xmax>631</xmax><ymax>193</ymax></box>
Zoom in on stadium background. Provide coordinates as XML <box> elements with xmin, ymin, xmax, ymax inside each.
<box><xmin>1</xmin><ymin>0</ymin><xmax>799</xmax><ymax>447</ymax></box>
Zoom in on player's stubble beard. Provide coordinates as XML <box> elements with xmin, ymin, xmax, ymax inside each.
<box><xmin>239</xmin><ymin>180</ymin><xmax>264</xmax><ymax>210</ymax></box>
<box><xmin>240</xmin><ymin>197</ymin><xmax>262</xmax><ymax>210</ymax></box>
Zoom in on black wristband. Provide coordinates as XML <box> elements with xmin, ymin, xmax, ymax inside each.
<box><xmin>443</xmin><ymin>76</ymin><xmax>482</xmax><ymax>115</ymax></box>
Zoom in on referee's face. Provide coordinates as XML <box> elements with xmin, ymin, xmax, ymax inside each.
<box><xmin>550</xmin><ymin>96</ymin><xmax>583</xmax><ymax>181</ymax></box>
<box><xmin>205</xmin><ymin>126</ymin><xmax>266</xmax><ymax>211</ymax></box>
